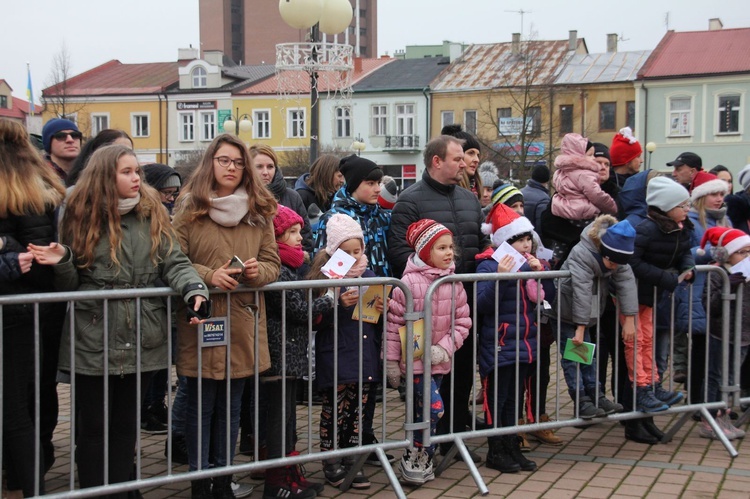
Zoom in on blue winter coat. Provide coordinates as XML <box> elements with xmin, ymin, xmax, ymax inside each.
<box><xmin>520</xmin><ymin>179</ymin><xmax>550</xmax><ymax>230</ymax></box>
<box><xmin>315</xmin><ymin>269</ymin><xmax>382</xmax><ymax>389</ymax></box>
<box><xmin>476</xmin><ymin>257</ymin><xmax>556</xmax><ymax>377</ymax></box>
<box><xmin>619</xmin><ymin>170</ymin><xmax>652</xmax><ymax>228</ymax></box>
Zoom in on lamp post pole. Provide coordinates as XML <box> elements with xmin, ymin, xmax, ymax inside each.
<box><xmin>646</xmin><ymin>141</ymin><xmax>657</xmax><ymax>170</ymax></box>
<box><xmin>309</xmin><ymin>23</ymin><xmax>320</xmax><ymax>165</ymax></box>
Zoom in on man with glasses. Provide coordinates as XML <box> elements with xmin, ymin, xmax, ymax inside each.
<box><xmin>41</xmin><ymin>118</ymin><xmax>82</xmax><ymax>181</ymax></box>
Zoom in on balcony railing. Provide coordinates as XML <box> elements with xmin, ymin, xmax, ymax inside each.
<box><xmin>384</xmin><ymin>135</ymin><xmax>420</xmax><ymax>150</ymax></box>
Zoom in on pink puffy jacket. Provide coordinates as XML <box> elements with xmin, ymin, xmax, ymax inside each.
<box><xmin>552</xmin><ymin>134</ymin><xmax>617</xmax><ymax>220</ymax></box>
<box><xmin>386</xmin><ymin>255</ymin><xmax>471</xmax><ymax>376</ymax></box>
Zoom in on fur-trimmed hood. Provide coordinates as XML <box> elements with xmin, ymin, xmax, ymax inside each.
<box><xmin>585</xmin><ymin>214</ymin><xmax>620</xmax><ymax>251</ymax></box>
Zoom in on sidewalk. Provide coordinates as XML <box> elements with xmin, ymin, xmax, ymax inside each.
<box><xmin>42</xmin><ymin>380</ymin><xmax>749</xmax><ymax>499</ymax></box>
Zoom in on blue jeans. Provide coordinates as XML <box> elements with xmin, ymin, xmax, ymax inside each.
<box><xmin>552</xmin><ymin>321</ymin><xmax>600</xmax><ymax>400</ymax></box>
<box><xmin>413</xmin><ymin>374</ymin><xmax>443</xmax><ymax>455</ymax></box>
<box><xmin>171</xmin><ymin>375</ymin><xmax>188</xmax><ymax>435</ymax></box>
<box><xmin>707</xmin><ymin>336</ymin><xmax>749</xmax><ymax>405</ymax></box>
<box><xmin>185</xmin><ymin>377</ymin><xmax>246</xmax><ymax>471</ymax></box>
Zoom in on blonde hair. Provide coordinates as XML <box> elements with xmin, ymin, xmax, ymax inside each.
<box><xmin>61</xmin><ymin>144</ymin><xmax>174</xmax><ymax>269</ymax></box>
<box><xmin>176</xmin><ymin>134</ymin><xmax>277</xmax><ymax>224</ymax></box>
<box><xmin>0</xmin><ymin>119</ymin><xmax>66</xmax><ymax>217</ymax></box>
<box><xmin>691</xmin><ymin>195</ymin><xmax>730</xmax><ymax>230</ymax></box>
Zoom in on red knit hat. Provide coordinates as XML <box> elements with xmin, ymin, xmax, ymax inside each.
<box><xmin>690</xmin><ymin>171</ymin><xmax>727</xmax><ymax>201</ymax></box>
<box><xmin>273</xmin><ymin>205</ymin><xmax>304</xmax><ymax>238</ymax></box>
<box><xmin>406</xmin><ymin>219</ymin><xmax>452</xmax><ymax>264</ymax></box>
<box><xmin>482</xmin><ymin>203</ymin><xmax>535</xmax><ymax>247</ymax></box>
<box><xmin>697</xmin><ymin>226</ymin><xmax>750</xmax><ymax>262</ymax></box>
<box><xmin>609</xmin><ymin>127</ymin><xmax>642</xmax><ymax>167</ymax></box>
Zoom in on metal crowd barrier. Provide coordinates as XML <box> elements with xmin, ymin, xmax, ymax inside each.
<box><xmin>0</xmin><ymin>266</ymin><xmax>745</xmax><ymax>497</ymax></box>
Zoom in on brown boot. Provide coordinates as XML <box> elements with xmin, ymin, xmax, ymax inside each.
<box><xmin>527</xmin><ymin>413</ymin><xmax>563</xmax><ymax>446</ymax></box>
<box><xmin>518</xmin><ymin>418</ymin><xmax>531</xmax><ymax>452</ymax></box>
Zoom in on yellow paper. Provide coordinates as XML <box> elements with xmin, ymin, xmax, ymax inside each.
<box><xmin>399</xmin><ymin>319</ymin><xmax>425</xmax><ymax>360</ymax></box>
<box><xmin>352</xmin><ymin>285</ymin><xmax>392</xmax><ymax>324</ymax></box>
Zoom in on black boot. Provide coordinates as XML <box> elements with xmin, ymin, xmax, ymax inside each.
<box><xmin>641</xmin><ymin>417</ymin><xmax>665</xmax><ymax>442</ymax></box>
<box><xmin>624</xmin><ymin>420</ymin><xmax>658</xmax><ymax>444</ymax></box>
<box><xmin>485</xmin><ymin>437</ymin><xmax>520</xmax><ymax>473</ymax></box>
<box><xmin>191</xmin><ymin>478</ymin><xmax>212</xmax><ymax>499</ymax></box>
<box><xmin>212</xmin><ymin>475</ymin><xmax>235</xmax><ymax>499</ymax></box>
<box><xmin>506</xmin><ymin>435</ymin><xmax>537</xmax><ymax>472</ymax></box>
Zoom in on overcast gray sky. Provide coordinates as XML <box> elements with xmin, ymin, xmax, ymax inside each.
<box><xmin>3</xmin><ymin>0</ymin><xmax>749</xmax><ymax>100</ymax></box>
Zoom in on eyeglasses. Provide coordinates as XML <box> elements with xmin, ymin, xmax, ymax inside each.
<box><xmin>52</xmin><ymin>131</ymin><xmax>83</xmax><ymax>141</ymax></box>
<box><xmin>159</xmin><ymin>189</ymin><xmax>179</xmax><ymax>201</ymax></box>
<box><xmin>213</xmin><ymin>156</ymin><xmax>245</xmax><ymax>169</ymax></box>
<box><xmin>735</xmin><ymin>248</ymin><xmax>750</xmax><ymax>258</ymax></box>
<box><xmin>677</xmin><ymin>202</ymin><xmax>691</xmax><ymax>210</ymax></box>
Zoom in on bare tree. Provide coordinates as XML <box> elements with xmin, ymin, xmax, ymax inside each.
<box><xmin>279</xmin><ymin>144</ymin><xmax>349</xmax><ymax>179</ymax></box>
<box><xmin>42</xmin><ymin>42</ymin><xmax>90</xmax><ymax>133</ymax></box>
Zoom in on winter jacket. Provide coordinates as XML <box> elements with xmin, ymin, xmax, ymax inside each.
<box><xmin>385</xmin><ymin>255</ymin><xmax>471</xmax><ymax>376</ymax></box>
<box><xmin>552</xmin><ymin>154</ymin><xmax>617</xmax><ymax>220</ymax></box>
<box><xmin>315</xmin><ymin>269</ymin><xmax>381</xmax><ymax>389</ymax></box>
<box><xmin>295</xmin><ymin>173</ymin><xmax>333</xmax><ymax>214</ymax></box>
<box><xmin>630</xmin><ymin>209</ymin><xmax>695</xmax><ymax>307</ymax></box>
<box><xmin>548</xmin><ymin>215</ymin><xmax>639</xmax><ymax>326</ymax></box>
<box><xmin>0</xmin><ymin>210</ymin><xmax>57</xmax><ymax>297</ymax></box>
<box><xmin>172</xmin><ymin>210</ymin><xmax>281</xmax><ymax>380</ymax></box>
<box><xmin>521</xmin><ymin>179</ymin><xmax>550</xmax><ymax>230</ymax></box>
<box><xmin>476</xmin><ymin>257</ymin><xmax>556</xmax><ymax>377</ymax></box>
<box><xmin>264</xmin><ymin>264</ymin><xmax>334</xmax><ymax>378</ymax></box>
<box><xmin>54</xmin><ymin>210</ymin><xmax>208</xmax><ymax>376</ymax></box>
<box><xmin>315</xmin><ymin>188</ymin><xmax>392</xmax><ymax>277</ymax></box>
<box><xmin>619</xmin><ymin>170</ymin><xmax>652</xmax><ymax>228</ymax></box>
<box><xmin>268</xmin><ymin>168</ymin><xmax>313</xmax><ymax>253</ymax></box>
<box><xmin>706</xmin><ymin>267</ymin><xmax>750</xmax><ymax>346</ymax></box>
<box><xmin>388</xmin><ymin>170</ymin><xmax>490</xmax><ymax>278</ymax></box>
<box><xmin>725</xmin><ymin>191</ymin><xmax>750</xmax><ymax>235</ymax></box>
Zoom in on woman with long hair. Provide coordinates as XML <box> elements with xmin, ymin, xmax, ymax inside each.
<box><xmin>29</xmin><ymin>144</ymin><xmax>208</xmax><ymax>497</ymax></box>
<box><xmin>66</xmin><ymin>128</ymin><xmax>133</xmax><ymax>186</ymax></box>
<box><xmin>0</xmin><ymin>119</ymin><xmax>66</xmax><ymax>498</ymax></box>
<box><xmin>172</xmin><ymin>133</ymin><xmax>280</xmax><ymax>498</ymax></box>
<box><xmin>294</xmin><ymin>154</ymin><xmax>344</xmax><ymax>216</ymax></box>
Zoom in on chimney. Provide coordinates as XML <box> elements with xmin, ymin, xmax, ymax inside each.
<box><xmin>606</xmin><ymin>33</ymin><xmax>618</xmax><ymax>53</ymax></box>
<box><xmin>203</xmin><ymin>50</ymin><xmax>224</xmax><ymax>66</ymax></box>
<box><xmin>448</xmin><ymin>42</ymin><xmax>463</xmax><ymax>62</ymax></box>
<box><xmin>354</xmin><ymin>56</ymin><xmax>363</xmax><ymax>73</ymax></box>
<box><xmin>709</xmin><ymin>18</ymin><xmax>724</xmax><ymax>31</ymax></box>
<box><xmin>178</xmin><ymin>46</ymin><xmax>200</xmax><ymax>61</ymax></box>
<box><xmin>511</xmin><ymin>33</ymin><xmax>521</xmax><ymax>54</ymax></box>
<box><xmin>568</xmin><ymin>30</ymin><xmax>578</xmax><ymax>51</ymax></box>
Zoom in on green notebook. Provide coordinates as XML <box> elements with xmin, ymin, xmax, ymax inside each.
<box><xmin>563</xmin><ymin>338</ymin><xmax>596</xmax><ymax>365</ymax></box>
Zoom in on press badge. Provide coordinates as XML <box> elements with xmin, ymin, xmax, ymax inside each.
<box><xmin>200</xmin><ymin>317</ymin><xmax>228</xmax><ymax>347</ymax></box>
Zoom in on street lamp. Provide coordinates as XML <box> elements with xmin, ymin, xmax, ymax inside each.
<box><xmin>223</xmin><ymin>107</ymin><xmax>252</xmax><ymax>136</ymax></box>
<box><xmin>352</xmin><ymin>134</ymin><xmax>366</xmax><ymax>156</ymax></box>
<box><xmin>645</xmin><ymin>141</ymin><xmax>656</xmax><ymax>170</ymax></box>
<box><xmin>278</xmin><ymin>0</ymin><xmax>353</xmax><ymax>164</ymax></box>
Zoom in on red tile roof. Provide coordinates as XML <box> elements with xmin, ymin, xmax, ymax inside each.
<box><xmin>42</xmin><ymin>60</ymin><xmax>181</xmax><ymax>96</ymax></box>
<box><xmin>0</xmin><ymin>96</ymin><xmax>42</xmax><ymax>119</ymax></box>
<box><xmin>639</xmin><ymin>28</ymin><xmax>750</xmax><ymax>79</ymax></box>
<box><xmin>238</xmin><ymin>57</ymin><xmax>393</xmax><ymax>95</ymax></box>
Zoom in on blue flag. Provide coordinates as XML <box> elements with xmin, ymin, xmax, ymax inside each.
<box><xmin>26</xmin><ymin>64</ymin><xmax>35</xmax><ymax>116</ymax></box>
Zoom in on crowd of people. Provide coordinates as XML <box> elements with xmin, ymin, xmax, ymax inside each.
<box><xmin>2</xmin><ymin>116</ymin><xmax>750</xmax><ymax>499</ymax></box>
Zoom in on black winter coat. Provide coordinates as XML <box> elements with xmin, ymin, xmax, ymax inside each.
<box><xmin>0</xmin><ymin>209</ymin><xmax>57</xmax><ymax>297</ymax></box>
<box><xmin>630</xmin><ymin>208</ymin><xmax>695</xmax><ymax>307</ymax></box>
<box><xmin>268</xmin><ymin>168</ymin><xmax>313</xmax><ymax>253</ymax></box>
<box><xmin>387</xmin><ymin>170</ymin><xmax>490</xmax><ymax>277</ymax></box>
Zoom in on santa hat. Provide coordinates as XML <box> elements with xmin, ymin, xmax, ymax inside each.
<box><xmin>482</xmin><ymin>203</ymin><xmax>535</xmax><ymax>247</ymax></box>
<box><xmin>690</xmin><ymin>171</ymin><xmax>727</xmax><ymax>201</ymax></box>
<box><xmin>377</xmin><ymin>176</ymin><xmax>399</xmax><ymax>209</ymax></box>
<box><xmin>609</xmin><ymin>127</ymin><xmax>642</xmax><ymax>167</ymax></box>
<box><xmin>273</xmin><ymin>205</ymin><xmax>304</xmax><ymax>238</ymax></box>
<box><xmin>325</xmin><ymin>213</ymin><xmax>364</xmax><ymax>256</ymax></box>
<box><xmin>696</xmin><ymin>226</ymin><xmax>750</xmax><ymax>261</ymax></box>
<box><xmin>406</xmin><ymin>219</ymin><xmax>452</xmax><ymax>264</ymax></box>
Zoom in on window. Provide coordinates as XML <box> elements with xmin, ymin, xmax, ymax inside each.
<box><xmin>192</xmin><ymin>66</ymin><xmax>207</xmax><ymax>88</ymax></box>
<box><xmin>441</xmin><ymin>111</ymin><xmax>454</xmax><ymax>128</ymax></box>
<box><xmin>253</xmin><ymin>110</ymin><xmax>270</xmax><ymax>139</ymax></box>
<box><xmin>288</xmin><ymin>108</ymin><xmax>305</xmax><ymax>138</ymax></box>
<box><xmin>335</xmin><ymin>106</ymin><xmax>351</xmax><ymax>138</ymax></box>
<box><xmin>528</xmin><ymin>106</ymin><xmax>542</xmax><ymax>134</ymax></box>
<box><xmin>464</xmin><ymin>110</ymin><xmax>477</xmax><ymax>135</ymax></box>
<box><xmin>718</xmin><ymin>95</ymin><xmax>740</xmax><ymax>134</ymax></box>
<box><xmin>179</xmin><ymin>112</ymin><xmax>195</xmax><ymax>141</ymax></box>
<box><xmin>199</xmin><ymin>111</ymin><xmax>216</xmax><ymax>141</ymax></box>
<box><xmin>371</xmin><ymin>105</ymin><xmax>387</xmax><ymax>136</ymax></box>
<box><xmin>497</xmin><ymin>107</ymin><xmax>512</xmax><ymax>120</ymax></box>
<box><xmin>131</xmin><ymin>113</ymin><xmax>149</xmax><ymax>138</ymax></box>
<box><xmin>91</xmin><ymin>113</ymin><xmax>109</xmax><ymax>136</ymax></box>
<box><xmin>669</xmin><ymin>97</ymin><xmax>692</xmax><ymax>136</ymax></box>
<box><xmin>0</xmin><ymin>95</ymin><xmax>7</xmax><ymax>108</ymax></box>
<box><xmin>559</xmin><ymin>105</ymin><xmax>573</xmax><ymax>135</ymax></box>
<box><xmin>396</xmin><ymin>103</ymin><xmax>415</xmax><ymax>139</ymax></box>
<box><xmin>599</xmin><ymin>102</ymin><xmax>616</xmax><ymax>131</ymax></box>
<box><xmin>626</xmin><ymin>101</ymin><xmax>635</xmax><ymax>131</ymax></box>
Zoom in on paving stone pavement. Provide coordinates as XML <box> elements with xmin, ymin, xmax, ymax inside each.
<box><xmin>35</xmin><ymin>373</ymin><xmax>750</xmax><ymax>499</ymax></box>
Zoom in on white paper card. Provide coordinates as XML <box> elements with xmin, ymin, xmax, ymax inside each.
<box><xmin>491</xmin><ymin>241</ymin><xmax>527</xmax><ymax>272</ymax></box>
<box><xmin>730</xmin><ymin>257</ymin><xmax>750</xmax><ymax>280</ymax></box>
<box><xmin>321</xmin><ymin>249</ymin><xmax>356</xmax><ymax>279</ymax></box>
<box><xmin>537</xmin><ymin>246</ymin><xmax>554</xmax><ymax>261</ymax></box>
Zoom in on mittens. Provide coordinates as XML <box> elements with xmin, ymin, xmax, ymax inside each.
<box><xmin>525</xmin><ymin>278</ymin><xmax>545</xmax><ymax>303</ymax></box>
<box><xmin>386</xmin><ymin>360</ymin><xmax>402</xmax><ymax>389</ymax></box>
<box><xmin>430</xmin><ymin>345</ymin><xmax>450</xmax><ymax>365</ymax></box>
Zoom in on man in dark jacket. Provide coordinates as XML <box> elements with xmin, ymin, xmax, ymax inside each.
<box><xmin>521</xmin><ymin>164</ymin><xmax>550</xmax><ymax>230</ymax></box>
<box><xmin>388</xmin><ymin>134</ymin><xmax>491</xmax><ymax>463</ymax></box>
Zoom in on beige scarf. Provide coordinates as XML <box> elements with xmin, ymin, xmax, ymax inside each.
<box><xmin>208</xmin><ymin>189</ymin><xmax>249</xmax><ymax>227</ymax></box>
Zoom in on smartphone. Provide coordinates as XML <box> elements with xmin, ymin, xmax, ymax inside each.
<box><xmin>228</xmin><ymin>255</ymin><xmax>245</xmax><ymax>281</ymax></box>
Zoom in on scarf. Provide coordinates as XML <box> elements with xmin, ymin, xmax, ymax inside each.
<box><xmin>118</xmin><ymin>194</ymin><xmax>140</xmax><ymax>215</ymax></box>
<box><xmin>346</xmin><ymin>253</ymin><xmax>368</xmax><ymax>278</ymax></box>
<box><xmin>705</xmin><ymin>207</ymin><xmax>728</xmax><ymax>224</ymax></box>
<box><xmin>278</xmin><ymin>241</ymin><xmax>304</xmax><ymax>269</ymax></box>
<box><xmin>208</xmin><ymin>189</ymin><xmax>249</xmax><ymax>227</ymax></box>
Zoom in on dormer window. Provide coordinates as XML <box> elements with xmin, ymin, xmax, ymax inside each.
<box><xmin>192</xmin><ymin>66</ymin><xmax>207</xmax><ymax>88</ymax></box>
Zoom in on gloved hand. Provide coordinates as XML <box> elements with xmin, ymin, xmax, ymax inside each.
<box><xmin>728</xmin><ymin>272</ymin><xmax>746</xmax><ymax>287</ymax></box>
<box><xmin>431</xmin><ymin>345</ymin><xmax>450</xmax><ymax>365</ymax></box>
<box><xmin>386</xmin><ymin>360</ymin><xmax>402</xmax><ymax>389</ymax></box>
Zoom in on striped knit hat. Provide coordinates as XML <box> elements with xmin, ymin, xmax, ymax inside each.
<box><xmin>491</xmin><ymin>182</ymin><xmax>524</xmax><ymax>208</ymax></box>
<box><xmin>406</xmin><ymin>219</ymin><xmax>452</xmax><ymax>265</ymax></box>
